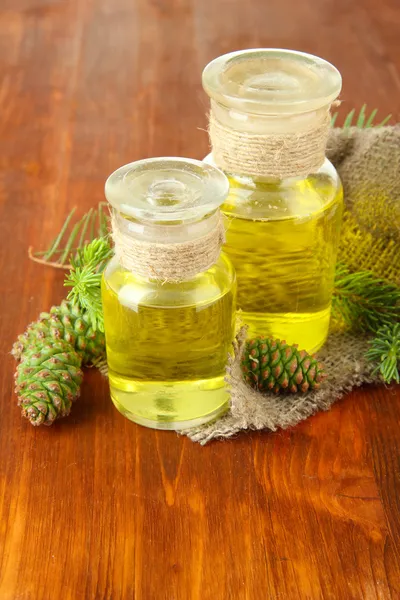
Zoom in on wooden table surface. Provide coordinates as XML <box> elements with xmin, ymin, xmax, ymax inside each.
<box><xmin>1</xmin><ymin>0</ymin><xmax>400</xmax><ymax>598</ymax></box>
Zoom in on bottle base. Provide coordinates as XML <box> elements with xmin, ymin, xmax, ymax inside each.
<box><xmin>109</xmin><ymin>372</ymin><xmax>229</xmax><ymax>431</ymax></box>
<box><xmin>240</xmin><ymin>307</ymin><xmax>331</xmax><ymax>353</ymax></box>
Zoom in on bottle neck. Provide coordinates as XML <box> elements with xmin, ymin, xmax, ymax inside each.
<box><xmin>111</xmin><ymin>209</ymin><xmax>225</xmax><ymax>282</ymax></box>
<box><xmin>210</xmin><ymin>99</ymin><xmax>331</xmax><ymax>135</ymax></box>
<box><xmin>208</xmin><ymin>101</ymin><xmax>332</xmax><ymax>179</ymax></box>
<box><xmin>114</xmin><ymin>209</ymin><xmax>221</xmax><ymax>244</ymax></box>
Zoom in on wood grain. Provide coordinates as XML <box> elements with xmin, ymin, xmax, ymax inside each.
<box><xmin>1</xmin><ymin>0</ymin><xmax>399</xmax><ymax>598</ymax></box>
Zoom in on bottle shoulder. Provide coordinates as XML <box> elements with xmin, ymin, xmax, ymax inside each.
<box><xmin>319</xmin><ymin>158</ymin><xmax>341</xmax><ymax>188</ymax></box>
<box><xmin>102</xmin><ymin>253</ymin><xmax>235</xmax><ymax>310</ymax></box>
<box><xmin>205</xmin><ymin>154</ymin><xmax>342</xmax><ymax>220</ymax></box>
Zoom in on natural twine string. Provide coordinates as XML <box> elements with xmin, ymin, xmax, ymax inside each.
<box><xmin>111</xmin><ymin>213</ymin><xmax>226</xmax><ymax>282</ymax></box>
<box><xmin>208</xmin><ymin>112</ymin><xmax>331</xmax><ymax>179</ymax></box>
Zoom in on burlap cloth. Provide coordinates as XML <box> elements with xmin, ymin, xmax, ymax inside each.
<box><xmin>329</xmin><ymin>126</ymin><xmax>400</xmax><ymax>284</ymax></box>
<box><xmin>184</xmin><ymin>125</ymin><xmax>400</xmax><ymax>444</ymax></box>
<box><xmin>185</xmin><ymin>333</ymin><xmax>378</xmax><ymax>444</ymax></box>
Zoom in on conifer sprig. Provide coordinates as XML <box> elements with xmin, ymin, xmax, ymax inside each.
<box><xmin>28</xmin><ymin>202</ymin><xmax>109</xmax><ymax>269</ymax></box>
<box><xmin>331</xmin><ymin>104</ymin><xmax>392</xmax><ymax>128</ymax></box>
<box><xmin>366</xmin><ymin>324</ymin><xmax>400</xmax><ymax>384</ymax></box>
<box><xmin>64</xmin><ymin>238</ymin><xmax>113</xmax><ymax>332</ymax></box>
<box><xmin>332</xmin><ymin>264</ymin><xmax>400</xmax><ymax>334</ymax></box>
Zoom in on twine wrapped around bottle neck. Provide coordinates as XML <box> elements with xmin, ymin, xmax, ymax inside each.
<box><xmin>111</xmin><ymin>213</ymin><xmax>226</xmax><ymax>282</ymax></box>
<box><xmin>208</xmin><ymin>111</ymin><xmax>332</xmax><ymax>179</ymax></box>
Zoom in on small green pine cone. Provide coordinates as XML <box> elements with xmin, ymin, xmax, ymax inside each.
<box><xmin>242</xmin><ymin>337</ymin><xmax>326</xmax><ymax>394</ymax></box>
<box><xmin>12</xmin><ymin>300</ymin><xmax>105</xmax><ymax>365</ymax></box>
<box><xmin>15</xmin><ymin>340</ymin><xmax>83</xmax><ymax>426</ymax></box>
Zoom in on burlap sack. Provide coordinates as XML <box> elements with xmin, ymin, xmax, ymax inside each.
<box><xmin>328</xmin><ymin>126</ymin><xmax>400</xmax><ymax>284</ymax></box>
<box><xmin>186</xmin><ymin>333</ymin><xmax>378</xmax><ymax>444</ymax></box>
<box><xmin>185</xmin><ymin>125</ymin><xmax>400</xmax><ymax>444</ymax></box>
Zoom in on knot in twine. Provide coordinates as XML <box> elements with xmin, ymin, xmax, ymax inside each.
<box><xmin>111</xmin><ymin>213</ymin><xmax>226</xmax><ymax>282</ymax></box>
<box><xmin>208</xmin><ymin>112</ymin><xmax>331</xmax><ymax>179</ymax></box>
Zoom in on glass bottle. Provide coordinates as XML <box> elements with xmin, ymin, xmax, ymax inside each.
<box><xmin>202</xmin><ymin>49</ymin><xmax>343</xmax><ymax>353</ymax></box>
<box><xmin>102</xmin><ymin>157</ymin><xmax>236</xmax><ymax>430</ymax></box>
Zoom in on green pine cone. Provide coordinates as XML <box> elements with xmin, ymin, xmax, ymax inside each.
<box><xmin>15</xmin><ymin>340</ymin><xmax>83</xmax><ymax>426</ymax></box>
<box><xmin>12</xmin><ymin>300</ymin><xmax>105</xmax><ymax>365</ymax></box>
<box><xmin>241</xmin><ymin>337</ymin><xmax>327</xmax><ymax>394</ymax></box>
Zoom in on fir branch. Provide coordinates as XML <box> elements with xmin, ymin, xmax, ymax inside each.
<box><xmin>366</xmin><ymin>324</ymin><xmax>400</xmax><ymax>384</ymax></box>
<box><xmin>343</xmin><ymin>108</ymin><xmax>356</xmax><ymax>128</ymax></box>
<box><xmin>78</xmin><ymin>208</ymin><xmax>94</xmax><ymax>249</ymax></box>
<box><xmin>27</xmin><ymin>247</ymin><xmax>74</xmax><ymax>269</ymax></box>
<box><xmin>332</xmin><ymin>264</ymin><xmax>400</xmax><ymax>334</ymax></box>
<box><xmin>64</xmin><ymin>238</ymin><xmax>113</xmax><ymax>332</ymax></box>
<box><xmin>331</xmin><ymin>104</ymin><xmax>392</xmax><ymax>128</ymax></box>
<box><xmin>356</xmin><ymin>104</ymin><xmax>366</xmax><ymax>127</ymax></box>
<box><xmin>330</xmin><ymin>111</ymin><xmax>338</xmax><ymax>127</ymax></box>
<box><xmin>365</xmin><ymin>108</ymin><xmax>378</xmax><ymax>127</ymax></box>
<box><xmin>29</xmin><ymin>203</ymin><xmax>109</xmax><ymax>268</ymax></box>
<box><xmin>59</xmin><ymin>218</ymin><xmax>83</xmax><ymax>265</ymax></box>
<box><xmin>43</xmin><ymin>207</ymin><xmax>77</xmax><ymax>262</ymax></box>
<box><xmin>99</xmin><ymin>203</ymin><xmax>108</xmax><ymax>237</ymax></box>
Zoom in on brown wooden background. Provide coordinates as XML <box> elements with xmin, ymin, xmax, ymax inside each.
<box><xmin>1</xmin><ymin>0</ymin><xmax>400</xmax><ymax>598</ymax></box>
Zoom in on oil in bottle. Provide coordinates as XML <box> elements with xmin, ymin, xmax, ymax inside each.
<box><xmin>202</xmin><ymin>49</ymin><xmax>343</xmax><ymax>352</ymax></box>
<box><xmin>222</xmin><ymin>166</ymin><xmax>343</xmax><ymax>352</ymax></box>
<box><xmin>102</xmin><ymin>158</ymin><xmax>236</xmax><ymax>430</ymax></box>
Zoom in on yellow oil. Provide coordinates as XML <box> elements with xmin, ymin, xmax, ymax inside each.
<box><xmin>222</xmin><ymin>162</ymin><xmax>343</xmax><ymax>352</ymax></box>
<box><xmin>102</xmin><ymin>254</ymin><xmax>236</xmax><ymax>429</ymax></box>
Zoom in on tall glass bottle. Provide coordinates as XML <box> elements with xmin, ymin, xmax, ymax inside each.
<box><xmin>202</xmin><ymin>49</ymin><xmax>343</xmax><ymax>352</ymax></box>
<box><xmin>102</xmin><ymin>158</ymin><xmax>236</xmax><ymax>430</ymax></box>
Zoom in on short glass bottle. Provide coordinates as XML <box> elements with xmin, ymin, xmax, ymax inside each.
<box><xmin>202</xmin><ymin>49</ymin><xmax>343</xmax><ymax>353</ymax></box>
<box><xmin>102</xmin><ymin>158</ymin><xmax>236</xmax><ymax>430</ymax></box>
